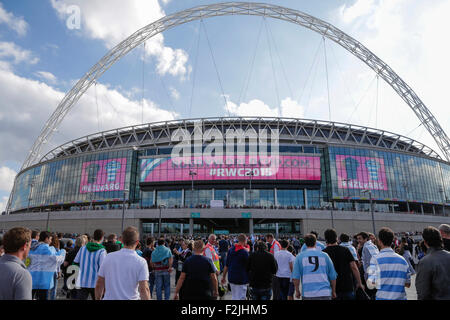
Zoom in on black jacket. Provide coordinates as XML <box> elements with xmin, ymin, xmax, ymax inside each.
<box><xmin>443</xmin><ymin>238</ymin><xmax>450</xmax><ymax>252</ymax></box>
<box><xmin>246</xmin><ymin>250</ymin><xmax>278</xmax><ymax>289</ymax></box>
<box><xmin>104</xmin><ymin>241</ymin><xmax>121</xmax><ymax>253</ymax></box>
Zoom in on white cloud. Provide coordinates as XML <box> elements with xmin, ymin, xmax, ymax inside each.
<box><xmin>0</xmin><ymin>66</ymin><xmax>177</xmax><ymax>165</ymax></box>
<box><xmin>0</xmin><ymin>41</ymin><xmax>39</xmax><ymax>65</ymax></box>
<box><xmin>280</xmin><ymin>97</ymin><xmax>305</xmax><ymax>118</ymax></box>
<box><xmin>225</xmin><ymin>97</ymin><xmax>304</xmax><ymax>118</ymax></box>
<box><xmin>50</xmin><ymin>0</ymin><xmax>189</xmax><ymax>79</ymax></box>
<box><xmin>0</xmin><ymin>196</ymin><xmax>8</xmax><ymax>212</ymax></box>
<box><xmin>339</xmin><ymin>0</ymin><xmax>376</xmax><ymax>24</ymax></box>
<box><xmin>0</xmin><ymin>166</ymin><xmax>16</xmax><ymax>192</ymax></box>
<box><xmin>0</xmin><ymin>60</ymin><xmax>11</xmax><ymax>71</ymax></box>
<box><xmin>34</xmin><ymin>71</ymin><xmax>57</xmax><ymax>84</ymax></box>
<box><xmin>0</xmin><ymin>2</ymin><xmax>28</xmax><ymax>36</ymax></box>
<box><xmin>225</xmin><ymin>99</ymin><xmax>278</xmax><ymax>117</ymax></box>
<box><xmin>332</xmin><ymin>0</ymin><xmax>450</xmax><ymax>157</ymax></box>
<box><xmin>169</xmin><ymin>86</ymin><xmax>180</xmax><ymax>100</ymax></box>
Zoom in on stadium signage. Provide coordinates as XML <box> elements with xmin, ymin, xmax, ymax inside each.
<box><xmin>79</xmin><ymin>158</ymin><xmax>127</xmax><ymax>193</ymax></box>
<box><xmin>336</xmin><ymin>155</ymin><xmax>388</xmax><ymax>191</ymax></box>
<box><xmin>170</xmin><ymin>124</ymin><xmax>280</xmax><ymax>168</ymax></box>
<box><xmin>140</xmin><ymin>155</ymin><xmax>321</xmax><ymax>183</ymax></box>
<box><xmin>138</xmin><ymin>124</ymin><xmax>321</xmax><ymax>183</ymax></box>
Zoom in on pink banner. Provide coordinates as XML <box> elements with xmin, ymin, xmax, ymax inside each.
<box><xmin>80</xmin><ymin>158</ymin><xmax>127</xmax><ymax>193</ymax></box>
<box><xmin>336</xmin><ymin>155</ymin><xmax>387</xmax><ymax>190</ymax></box>
<box><xmin>140</xmin><ymin>155</ymin><xmax>321</xmax><ymax>182</ymax></box>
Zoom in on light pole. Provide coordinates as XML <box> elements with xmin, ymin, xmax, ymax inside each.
<box><xmin>121</xmin><ymin>189</ymin><xmax>129</xmax><ymax>232</ymax></box>
<box><xmin>158</xmin><ymin>204</ymin><xmax>166</xmax><ymax>238</ymax></box>
<box><xmin>189</xmin><ymin>171</ymin><xmax>197</xmax><ymax>208</ymax></box>
<box><xmin>343</xmin><ymin>178</ymin><xmax>351</xmax><ymax>210</ymax></box>
<box><xmin>46</xmin><ymin>210</ymin><xmax>50</xmax><ymax>232</ymax></box>
<box><xmin>362</xmin><ymin>189</ymin><xmax>376</xmax><ymax>235</ymax></box>
<box><xmin>330</xmin><ymin>197</ymin><xmax>335</xmax><ymax>229</ymax></box>
<box><xmin>89</xmin><ymin>191</ymin><xmax>94</xmax><ymax>210</ymax></box>
<box><xmin>27</xmin><ymin>176</ymin><xmax>36</xmax><ymax>212</ymax></box>
<box><xmin>402</xmin><ymin>183</ymin><xmax>410</xmax><ymax>213</ymax></box>
<box><xmin>245</xmin><ymin>170</ymin><xmax>254</xmax><ymax>207</ymax></box>
<box><xmin>438</xmin><ymin>186</ymin><xmax>445</xmax><ymax>216</ymax></box>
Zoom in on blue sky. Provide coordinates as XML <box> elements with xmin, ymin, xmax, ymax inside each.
<box><xmin>0</xmin><ymin>0</ymin><xmax>449</xmax><ymax>211</ymax></box>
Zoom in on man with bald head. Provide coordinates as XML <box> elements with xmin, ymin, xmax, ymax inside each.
<box><xmin>203</xmin><ymin>234</ymin><xmax>220</xmax><ymax>275</ymax></box>
<box><xmin>438</xmin><ymin>224</ymin><xmax>450</xmax><ymax>251</ymax></box>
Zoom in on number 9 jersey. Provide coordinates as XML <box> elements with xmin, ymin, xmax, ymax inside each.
<box><xmin>292</xmin><ymin>248</ymin><xmax>337</xmax><ymax>299</ymax></box>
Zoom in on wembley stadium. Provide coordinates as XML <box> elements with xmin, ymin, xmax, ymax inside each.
<box><xmin>1</xmin><ymin>117</ymin><xmax>449</xmax><ymax>236</ymax></box>
<box><xmin>1</xmin><ymin>3</ymin><xmax>449</xmax><ymax>236</ymax></box>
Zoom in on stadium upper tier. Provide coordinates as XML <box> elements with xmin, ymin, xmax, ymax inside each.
<box><xmin>7</xmin><ymin>117</ymin><xmax>450</xmax><ymax>215</ymax></box>
<box><xmin>40</xmin><ymin>117</ymin><xmax>442</xmax><ymax>163</ymax></box>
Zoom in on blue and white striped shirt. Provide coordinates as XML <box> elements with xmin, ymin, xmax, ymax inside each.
<box><xmin>292</xmin><ymin>248</ymin><xmax>337</xmax><ymax>298</ymax></box>
<box><xmin>74</xmin><ymin>245</ymin><xmax>106</xmax><ymax>288</ymax></box>
<box><xmin>300</xmin><ymin>241</ymin><xmax>326</xmax><ymax>253</ymax></box>
<box><xmin>340</xmin><ymin>242</ymin><xmax>358</xmax><ymax>261</ymax></box>
<box><xmin>362</xmin><ymin>240</ymin><xmax>379</xmax><ymax>278</ymax></box>
<box><xmin>367</xmin><ymin>248</ymin><xmax>411</xmax><ymax>300</ymax></box>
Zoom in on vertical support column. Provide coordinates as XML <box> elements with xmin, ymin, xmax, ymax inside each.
<box><xmin>138</xmin><ymin>219</ymin><xmax>144</xmax><ymax>239</ymax></box>
<box><xmin>275</xmin><ymin>222</ymin><xmax>279</xmax><ymax>239</ymax></box>
<box><xmin>249</xmin><ymin>218</ymin><xmax>254</xmax><ymax>235</ymax></box>
<box><xmin>432</xmin><ymin>205</ymin><xmax>435</xmax><ymax>215</ymax></box>
<box><xmin>274</xmin><ymin>188</ymin><xmax>278</xmax><ymax>207</ymax></box>
<box><xmin>181</xmin><ymin>189</ymin><xmax>185</xmax><ymax>208</ymax></box>
<box><xmin>189</xmin><ymin>218</ymin><xmax>194</xmax><ymax>236</ymax></box>
<box><xmin>180</xmin><ymin>223</ymin><xmax>183</xmax><ymax>236</ymax></box>
<box><xmin>243</xmin><ymin>188</ymin><xmax>246</xmax><ymax>205</ymax></box>
<box><xmin>151</xmin><ymin>223</ymin><xmax>154</xmax><ymax>236</ymax></box>
<box><xmin>304</xmin><ymin>188</ymin><xmax>308</xmax><ymax>209</ymax></box>
<box><xmin>406</xmin><ymin>201</ymin><xmax>410</xmax><ymax>213</ymax></box>
<box><xmin>153</xmin><ymin>190</ymin><xmax>156</xmax><ymax>207</ymax></box>
<box><xmin>212</xmin><ymin>188</ymin><xmax>215</xmax><ymax>200</ymax></box>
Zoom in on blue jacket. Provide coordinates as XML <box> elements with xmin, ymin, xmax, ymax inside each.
<box><xmin>226</xmin><ymin>244</ymin><xmax>249</xmax><ymax>285</ymax></box>
<box><xmin>27</xmin><ymin>243</ymin><xmax>66</xmax><ymax>290</ymax></box>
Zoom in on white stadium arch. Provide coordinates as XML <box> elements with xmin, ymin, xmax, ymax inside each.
<box><xmin>22</xmin><ymin>1</ymin><xmax>450</xmax><ymax>171</ymax></box>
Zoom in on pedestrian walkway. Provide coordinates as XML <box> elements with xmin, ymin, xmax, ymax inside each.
<box><xmin>56</xmin><ymin>272</ymin><xmax>418</xmax><ymax>300</ymax></box>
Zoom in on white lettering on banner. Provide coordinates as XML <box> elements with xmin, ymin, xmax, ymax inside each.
<box><xmin>208</xmin><ymin>166</ymin><xmax>275</xmax><ymax>177</ymax></box>
<box><xmin>66</xmin><ymin>265</ymin><xmax>80</xmax><ymax>290</ymax></box>
<box><xmin>82</xmin><ymin>183</ymin><xmax>122</xmax><ymax>193</ymax></box>
<box><xmin>342</xmin><ymin>180</ymin><xmax>385</xmax><ymax>190</ymax></box>
<box><xmin>170</xmin><ymin>127</ymin><xmax>280</xmax><ymax>174</ymax></box>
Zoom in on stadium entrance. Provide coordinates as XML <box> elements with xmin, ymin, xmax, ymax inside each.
<box><xmin>141</xmin><ymin>218</ymin><xmax>301</xmax><ymax>236</ymax></box>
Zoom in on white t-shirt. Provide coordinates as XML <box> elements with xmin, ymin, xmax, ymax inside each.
<box><xmin>98</xmin><ymin>248</ymin><xmax>149</xmax><ymax>300</ymax></box>
<box><xmin>274</xmin><ymin>250</ymin><xmax>295</xmax><ymax>278</ymax></box>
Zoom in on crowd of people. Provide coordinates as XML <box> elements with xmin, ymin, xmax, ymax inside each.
<box><xmin>0</xmin><ymin>223</ymin><xmax>449</xmax><ymax>300</ymax></box>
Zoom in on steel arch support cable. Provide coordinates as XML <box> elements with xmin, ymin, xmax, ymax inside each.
<box><xmin>189</xmin><ymin>20</ymin><xmax>202</xmax><ymax>118</ymax></box>
<box><xmin>323</xmin><ymin>36</ymin><xmax>331</xmax><ymax>121</ymax></box>
<box><xmin>347</xmin><ymin>74</ymin><xmax>378</xmax><ymax>124</ymax></box>
<box><xmin>142</xmin><ymin>41</ymin><xmax>146</xmax><ymax>124</ymax></box>
<box><xmin>375</xmin><ymin>74</ymin><xmax>379</xmax><ymax>128</ymax></box>
<box><xmin>95</xmin><ymin>81</ymin><xmax>100</xmax><ymax>132</ymax></box>
<box><xmin>238</xmin><ymin>16</ymin><xmax>264</xmax><ymax>106</ymax></box>
<box><xmin>303</xmin><ymin>44</ymin><xmax>322</xmax><ymax>118</ymax></box>
<box><xmin>296</xmin><ymin>37</ymin><xmax>323</xmax><ymax>104</ymax></box>
<box><xmin>263</xmin><ymin>17</ymin><xmax>281</xmax><ymax>116</ymax></box>
<box><xmin>21</xmin><ymin>1</ymin><xmax>450</xmax><ymax>172</ymax></box>
<box><xmin>201</xmin><ymin>19</ymin><xmax>230</xmax><ymax>116</ymax></box>
<box><xmin>265</xmin><ymin>17</ymin><xmax>294</xmax><ymax>99</ymax></box>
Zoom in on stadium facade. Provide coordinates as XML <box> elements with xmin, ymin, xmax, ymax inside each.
<box><xmin>2</xmin><ymin>117</ymin><xmax>449</xmax><ymax>236</ymax></box>
<box><xmin>2</xmin><ymin>3</ymin><xmax>450</xmax><ymax>237</ymax></box>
